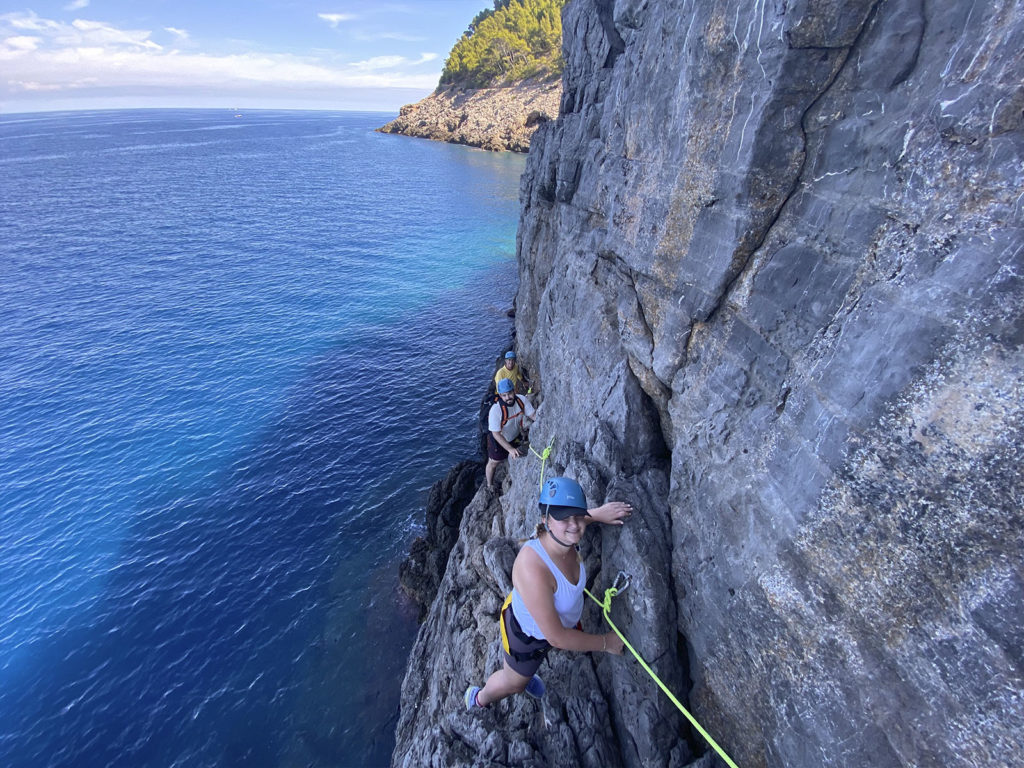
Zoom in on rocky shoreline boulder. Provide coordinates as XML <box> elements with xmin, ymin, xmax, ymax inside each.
<box><xmin>377</xmin><ymin>79</ymin><xmax>561</xmax><ymax>153</ymax></box>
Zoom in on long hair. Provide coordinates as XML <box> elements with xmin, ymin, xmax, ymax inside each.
<box><xmin>518</xmin><ymin>522</ymin><xmax>546</xmax><ymax>545</ymax></box>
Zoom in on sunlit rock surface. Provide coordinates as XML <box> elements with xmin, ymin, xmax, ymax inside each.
<box><xmin>393</xmin><ymin>1</ymin><xmax>1024</xmax><ymax>766</ymax></box>
<box><xmin>378</xmin><ymin>81</ymin><xmax>561</xmax><ymax>153</ymax></box>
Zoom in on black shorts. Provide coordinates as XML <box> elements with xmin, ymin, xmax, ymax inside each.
<box><xmin>501</xmin><ymin>602</ymin><xmax>551</xmax><ymax>677</ymax></box>
<box><xmin>487</xmin><ymin>433</ymin><xmax>509</xmax><ymax>462</ymax></box>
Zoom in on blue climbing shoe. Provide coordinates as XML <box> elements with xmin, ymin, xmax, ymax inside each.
<box><xmin>464</xmin><ymin>685</ymin><xmax>483</xmax><ymax>710</ymax></box>
<box><xmin>525</xmin><ymin>675</ymin><xmax>545</xmax><ymax>698</ymax></box>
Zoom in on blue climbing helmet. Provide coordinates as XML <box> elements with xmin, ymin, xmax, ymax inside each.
<box><xmin>539</xmin><ymin>477</ymin><xmax>590</xmax><ymax>520</ymax></box>
<box><xmin>505</xmin><ymin>351</ymin><xmax>516</xmax><ymax>360</ymax></box>
<box><xmin>496</xmin><ymin>378</ymin><xmax>515</xmax><ymax>394</ymax></box>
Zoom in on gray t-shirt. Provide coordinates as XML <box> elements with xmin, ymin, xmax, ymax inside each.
<box><xmin>488</xmin><ymin>395</ymin><xmax>535</xmax><ymax>442</ymax></box>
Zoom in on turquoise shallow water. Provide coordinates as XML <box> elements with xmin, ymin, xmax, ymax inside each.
<box><xmin>0</xmin><ymin>109</ymin><xmax>524</xmax><ymax>767</ymax></box>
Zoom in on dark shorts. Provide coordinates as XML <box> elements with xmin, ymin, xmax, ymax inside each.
<box><xmin>487</xmin><ymin>433</ymin><xmax>509</xmax><ymax>462</ymax></box>
<box><xmin>501</xmin><ymin>602</ymin><xmax>551</xmax><ymax>677</ymax></box>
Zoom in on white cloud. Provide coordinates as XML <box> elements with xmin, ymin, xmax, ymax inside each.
<box><xmin>351</xmin><ymin>55</ymin><xmax>404</xmax><ymax>71</ymax></box>
<box><xmin>351</xmin><ymin>52</ymin><xmax>437</xmax><ymax>71</ymax></box>
<box><xmin>0</xmin><ymin>11</ymin><xmax>441</xmax><ymax>99</ymax></box>
<box><xmin>317</xmin><ymin>13</ymin><xmax>356</xmax><ymax>28</ymax></box>
<box><xmin>0</xmin><ymin>13</ymin><xmax>162</xmax><ymax>51</ymax></box>
<box><xmin>164</xmin><ymin>27</ymin><xmax>189</xmax><ymax>41</ymax></box>
<box><xmin>68</xmin><ymin>19</ymin><xmax>162</xmax><ymax>50</ymax></box>
<box><xmin>11</xmin><ymin>80</ymin><xmax>61</xmax><ymax>91</ymax></box>
<box><xmin>12</xmin><ymin>76</ymin><xmax>95</xmax><ymax>91</ymax></box>
<box><xmin>3</xmin><ymin>35</ymin><xmax>41</xmax><ymax>51</ymax></box>
<box><xmin>5</xmin><ymin>13</ymin><xmax>63</xmax><ymax>33</ymax></box>
<box><xmin>64</xmin><ymin>0</ymin><xmax>90</xmax><ymax>10</ymax></box>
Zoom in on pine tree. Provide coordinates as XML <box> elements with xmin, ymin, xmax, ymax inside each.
<box><xmin>439</xmin><ymin>0</ymin><xmax>565</xmax><ymax>89</ymax></box>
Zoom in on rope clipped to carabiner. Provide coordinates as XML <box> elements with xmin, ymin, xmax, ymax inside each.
<box><xmin>589</xmin><ymin>571</ymin><xmax>630</xmax><ymax>601</ymax></box>
<box><xmin>584</xmin><ymin>577</ymin><xmax>739</xmax><ymax>768</ymax></box>
<box><xmin>528</xmin><ymin>435</ymin><xmax>555</xmax><ymax>491</ymax></box>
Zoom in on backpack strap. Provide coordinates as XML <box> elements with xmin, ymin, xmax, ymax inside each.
<box><xmin>499</xmin><ymin>395</ymin><xmax>525</xmax><ymax>429</ymax></box>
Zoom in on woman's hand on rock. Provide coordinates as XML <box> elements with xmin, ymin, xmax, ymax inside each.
<box><xmin>591</xmin><ymin>501</ymin><xmax>632</xmax><ymax>525</ymax></box>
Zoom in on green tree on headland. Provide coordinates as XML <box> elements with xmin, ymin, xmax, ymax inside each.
<box><xmin>440</xmin><ymin>0</ymin><xmax>565</xmax><ymax>89</ymax></box>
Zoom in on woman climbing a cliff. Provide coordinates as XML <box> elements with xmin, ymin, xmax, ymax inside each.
<box><xmin>465</xmin><ymin>476</ymin><xmax>631</xmax><ymax>709</ymax></box>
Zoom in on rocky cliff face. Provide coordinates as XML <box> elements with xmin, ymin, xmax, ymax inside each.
<box><xmin>378</xmin><ymin>80</ymin><xmax>561</xmax><ymax>153</ymax></box>
<box><xmin>393</xmin><ymin>1</ymin><xmax>1024</xmax><ymax>767</ymax></box>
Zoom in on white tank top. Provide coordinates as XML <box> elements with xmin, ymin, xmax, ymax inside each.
<box><xmin>510</xmin><ymin>538</ymin><xmax>586</xmax><ymax>640</ymax></box>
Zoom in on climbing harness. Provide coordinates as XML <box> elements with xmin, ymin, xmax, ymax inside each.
<box><xmin>499</xmin><ymin>592</ymin><xmax>551</xmax><ymax>665</ymax></box>
<box><xmin>584</xmin><ymin>575</ymin><xmax>740</xmax><ymax>768</ymax></box>
<box><xmin>528</xmin><ymin>435</ymin><xmax>555</xmax><ymax>491</ymax></box>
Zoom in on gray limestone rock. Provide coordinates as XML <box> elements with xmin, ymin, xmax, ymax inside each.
<box><xmin>393</xmin><ymin>1</ymin><xmax>1024</xmax><ymax>766</ymax></box>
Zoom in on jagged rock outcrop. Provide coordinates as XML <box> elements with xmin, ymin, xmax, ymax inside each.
<box><xmin>378</xmin><ymin>80</ymin><xmax>561</xmax><ymax>153</ymax></box>
<box><xmin>393</xmin><ymin>1</ymin><xmax>1024</xmax><ymax>767</ymax></box>
<box><xmin>399</xmin><ymin>460</ymin><xmax>483</xmax><ymax>620</ymax></box>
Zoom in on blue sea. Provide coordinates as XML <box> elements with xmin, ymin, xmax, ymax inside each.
<box><xmin>0</xmin><ymin>109</ymin><xmax>524</xmax><ymax>767</ymax></box>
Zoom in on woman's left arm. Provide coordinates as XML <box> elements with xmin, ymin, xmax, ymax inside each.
<box><xmin>585</xmin><ymin>501</ymin><xmax>632</xmax><ymax>527</ymax></box>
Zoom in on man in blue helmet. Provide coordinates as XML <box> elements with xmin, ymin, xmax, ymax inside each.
<box><xmin>494</xmin><ymin>350</ymin><xmax>530</xmax><ymax>395</ymax></box>
<box><xmin>465</xmin><ymin>476</ymin><xmax>631</xmax><ymax>709</ymax></box>
<box><xmin>486</xmin><ymin>377</ymin><xmax>535</xmax><ymax>488</ymax></box>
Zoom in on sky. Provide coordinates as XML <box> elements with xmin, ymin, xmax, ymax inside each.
<box><xmin>0</xmin><ymin>1</ymin><xmax>493</xmax><ymax>114</ymax></box>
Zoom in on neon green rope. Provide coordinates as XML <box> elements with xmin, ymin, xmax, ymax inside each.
<box><xmin>528</xmin><ymin>436</ymin><xmax>555</xmax><ymax>491</ymax></box>
<box><xmin>584</xmin><ymin>586</ymin><xmax>740</xmax><ymax>768</ymax></box>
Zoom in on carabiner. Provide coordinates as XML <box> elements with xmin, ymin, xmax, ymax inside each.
<box><xmin>610</xmin><ymin>570</ymin><xmax>631</xmax><ymax>597</ymax></box>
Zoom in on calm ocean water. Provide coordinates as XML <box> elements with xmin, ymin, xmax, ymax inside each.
<box><xmin>0</xmin><ymin>109</ymin><xmax>524</xmax><ymax>767</ymax></box>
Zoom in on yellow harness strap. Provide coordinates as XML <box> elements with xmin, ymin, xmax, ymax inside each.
<box><xmin>499</xmin><ymin>592</ymin><xmax>514</xmax><ymax>655</ymax></box>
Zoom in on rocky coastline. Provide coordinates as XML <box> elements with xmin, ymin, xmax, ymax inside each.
<box><xmin>391</xmin><ymin>1</ymin><xmax>1024</xmax><ymax>767</ymax></box>
<box><xmin>377</xmin><ymin>79</ymin><xmax>561</xmax><ymax>153</ymax></box>
<box><xmin>398</xmin><ymin>459</ymin><xmax>483</xmax><ymax>621</ymax></box>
